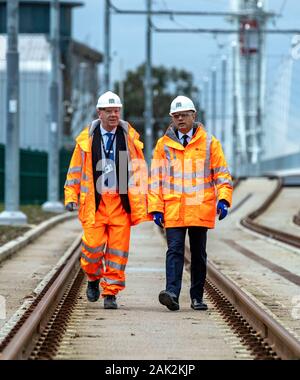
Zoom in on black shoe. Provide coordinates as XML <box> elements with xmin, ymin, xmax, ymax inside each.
<box><xmin>191</xmin><ymin>298</ymin><xmax>208</xmax><ymax>310</ymax></box>
<box><xmin>104</xmin><ymin>295</ymin><xmax>118</xmax><ymax>309</ymax></box>
<box><xmin>159</xmin><ymin>290</ymin><xmax>179</xmax><ymax>311</ymax></box>
<box><xmin>86</xmin><ymin>279</ymin><xmax>100</xmax><ymax>302</ymax></box>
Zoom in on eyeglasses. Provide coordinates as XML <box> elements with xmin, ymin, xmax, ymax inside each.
<box><xmin>172</xmin><ymin>112</ymin><xmax>193</xmax><ymax>119</ymax></box>
<box><xmin>102</xmin><ymin>108</ymin><xmax>120</xmax><ymax>115</ymax></box>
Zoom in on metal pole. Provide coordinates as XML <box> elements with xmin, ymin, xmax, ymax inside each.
<box><xmin>256</xmin><ymin>14</ymin><xmax>263</xmax><ymax>171</ymax></box>
<box><xmin>144</xmin><ymin>0</ymin><xmax>153</xmax><ymax>165</ymax></box>
<box><xmin>244</xmin><ymin>24</ymin><xmax>251</xmax><ymax>164</ymax></box>
<box><xmin>104</xmin><ymin>0</ymin><xmax>111</xmax><ymax>91</ymax></box>
<box><xmin>0</xmin><ymin>0</ymin><xmax>27</xmax><ymax>225</ymax></box>
<box><xmin>119</xmin><ymin>58</ymin><xmax>124</xmax><ymax>119</ymax></box>
<box><xmin>42</xmin><ymin>0</ymin><xmax>63</xmax><ymax>213</ymax></box>
<box><xmin>232</xmin><ymin>42</ymin><xmax>238</xmax><ymax>177</ymax></box>
<box><xmin>211</xmin><ymin>67</ymin><xmax>217</xmax><ymax>136</ymax></box>
<box><xmin>198</xmin><ymin>86</ymin><xmax>202</xmax><ymax>123</ymax></box>
<box><xmin>203</xmin><ymin>77</ymin><xmax>209</xmax><ymax>127</ymax></box>
<box><xmin>221</xmin><ymin>55</ymin><xmax>227</xmax><ymax>149</ymax></box>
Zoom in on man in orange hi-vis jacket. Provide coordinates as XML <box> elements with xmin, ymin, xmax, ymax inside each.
<box><xmin>149</xmin><ymin>95</ymin><xmax>233</xmax><ymax>312</ymax></box>
<box><xmin>64</xmin><ymin>91</ymin><xmax>150</xmax><ymax>309</ymax></box>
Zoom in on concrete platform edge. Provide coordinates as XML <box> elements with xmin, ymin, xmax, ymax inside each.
<box><xmin>0</xmin><ymin>212</ymin><xmax>78</xmax><ymax>264</ymax></box>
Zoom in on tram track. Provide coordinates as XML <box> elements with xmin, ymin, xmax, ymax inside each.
<box><xmin>181</xmin><ymin>248</ymin><xmax>300</xmax><ymax>360</ymax></box>
<box><xmin>0</xmin><ymin>238</ymin><xmax>82</xmax><ymax>360</ymax></box>
<box><xmin>3</xmin><ymin>229</ymin><xmax>300</xmax><ymax>360</ymax></box>
<box><xmin>239</xmin><ymin>177</ymin><xmax>300</xmax><ymax>249</ymax></box>
<box><xmin>183</xmin><ymin>202</ymin><xmax>300</xmax><ymax>361</ymax></box>
<box><xmin>0</xmin><ymin>177</ymin><xmax>299</xmax><ymax>360</ymax></box>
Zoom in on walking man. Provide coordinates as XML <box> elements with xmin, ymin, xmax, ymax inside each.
<box><xmin>149</xmin><ymin>96</ymin><xmax>233</xmax><ymax>311</ymax></box>
<box><xmin>65</xmin><ymin>91</ymin><xmax>149</xmax><ymax>309</ymax></box>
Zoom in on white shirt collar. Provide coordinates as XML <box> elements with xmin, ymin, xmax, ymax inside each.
<box><xmin>178</xmin><ymin>128</ymin><xmax>193</xmax><ymax>140</ymax></box>
<box><xmin>100</xmin><ymin>124</ymin><xmax>117</xmax><ymax>135</ymax></box>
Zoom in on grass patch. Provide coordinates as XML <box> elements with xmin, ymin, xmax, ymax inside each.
<box><xmin>0</xmin><ymin>204</ymin><xmax>58</xmax><ymax>247</ymax></box>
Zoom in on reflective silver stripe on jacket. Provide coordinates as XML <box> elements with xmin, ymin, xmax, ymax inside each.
<box><xmin>82</xmin><ymin>241</ymin><xmax>105</xmax><ymax>254</ymax></box>
<box><xmin>164</xmin><ymin>145</ymin><xmax>171</xmax><ymax>161</ymax></box>
<box><xmin>102</xmin><ymin>278</ymin><xmax>125</xmax><ymax>287</ymax></box>
<box><xmin>80</xmin><ymin>185</ymin><xmax>89</xmax><ymax>193</ymax></box>
<box><xmin>149</xmin><ymin>180</ymin><xmax>164</xmax><ymax>190</ymax></box>
<box><xmin>81</xmin><ymin>149</ymin><xmax>85</xmax><ymax>163</ymax></box>
<box><xmin>150</xmin><ymin>166</ymin><xmax>166</xmax><ymax>177</ymax></box>
<box><xmin>81</xmin><ymin>252</ymin><xmax>103</xmax><ymax>264</ymax></box>
<box><xmin>213</xmin><ymin>166</ymin><xmax>231</xmax><ymax>175</ymax></box>
<box><xmin>106</xmin><ymin>247</ymin><xmax>129</xmax><ymax>259</ymax></box>
<box><xmin>65</xmin><ymin>178</ymin><xmax>80</xmax><ymax>186</ymax></box>
<box><xmin>161</xmin><ymin>180</ymin><xmax>214</xmax><ymax>192</ymax></box>
<box><xmin>68</xmin><ymin>166</ymin><xmax>81</xmax><ymax>174</ymax></box>
<box><xmin>214</xmin><ymin>177</ymin><xmax>233</xmax><ymax>187</ymax></box>
<box><xmin>82</xmin><ymin>173</ymin><xmax>89</xmax><ymax>181</ymax></box>
<box><xmin>105</xmin><ymin>260</ymin><xmax>126</xmax><ymax>272</ymax></box>
<box><xmin>162</xmin><ymin>182</ymin><xmax>214</xmax><ymax>194</ymax></box>
<box><xmin>204</xmin><ymin>133</ymin><xmax>212</xmax><ymax>178</ymax></box>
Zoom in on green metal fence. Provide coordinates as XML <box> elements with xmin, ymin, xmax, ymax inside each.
<box><xmin>0</xmin><ymin>144</ymin><xmax>73</xmax><ymax>204</ymax></box>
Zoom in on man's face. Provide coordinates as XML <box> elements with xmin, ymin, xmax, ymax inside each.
<box><xmin>171</xmin><ymin>111</ymin><xmax>196</xmax><ymax>133</ymax></box>
<box><xmin>97</xmin><ymin>107</ymin><xmax>121</xmax><ymax>130</ymax></box>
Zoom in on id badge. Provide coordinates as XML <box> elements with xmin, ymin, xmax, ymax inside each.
<box><xmin>104</xmin><ymin>163</ymin><xmax>114</xmax><ymax>174</ymax></box>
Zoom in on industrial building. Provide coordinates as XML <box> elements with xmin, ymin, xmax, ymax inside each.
<box><xmin>0</xmin><ymin>0</ymin><xmax>102</xmax><ymax>151</ymax></box>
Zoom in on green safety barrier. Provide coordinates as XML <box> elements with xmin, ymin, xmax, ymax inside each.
<box><xmin>0</xmin><ymin>144</ymin><xmax>73</xmax><ymax>205</ymax></box>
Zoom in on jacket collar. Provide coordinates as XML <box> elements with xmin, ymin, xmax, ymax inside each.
<box><xmin>76</xmin><ymin>119</ymin><xmax>137</xmax><ymax>152</ymax></box>
<box><xmin>88</xmin><ymin>119</ymin><xmax>130</xmax><ymax>137</ymax></box>
<box><xmin>164</xmin><ymin>122</ymin><xmax>204</xmax><ymax>149</ymax></box>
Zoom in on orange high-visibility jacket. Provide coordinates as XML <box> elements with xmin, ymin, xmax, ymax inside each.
<box><xmin>65</xmin><ymin>120</ymin><xmax>151</xmax><ymax>227</ymax></box>
<box><xmin>148</xmin><ymin>123</ymin><xmax>233</xmax><ymax>229</ymax></box>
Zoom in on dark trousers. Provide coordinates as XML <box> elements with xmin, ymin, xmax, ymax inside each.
<box><xmin>165</xmin><ymin>227</ymin><xmax>207</xmax><ymax>301</ymax></box>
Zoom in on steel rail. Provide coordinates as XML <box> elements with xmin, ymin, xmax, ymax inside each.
<box><xmin>181</xmin><ymin>236</ymin><xmax>300</xmax><ymax>359</ymax></box>
<box><xmin>207</xmin><ymin>260</ymin><xmax>300</xmax><ymax>359</ymax></box>
<box><xmin>240</xmin><ymin>177</ymin><xmax>300</xmax><ymax>249</ymax></box>
<box><xmin>0</xmin><ymin>241</ymin><xmax>82</xmax><ymax>360</ymax></box>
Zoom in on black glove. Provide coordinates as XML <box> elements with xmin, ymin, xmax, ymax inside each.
<box><xmin>65</xmin><ymin>202</ymin><xmax>78</xmax><ymax>212</ymax></box>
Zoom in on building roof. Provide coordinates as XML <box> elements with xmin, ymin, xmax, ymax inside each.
<box><xmin>72</xmin><ymin>40</ymin><xmax>103</xmax><ymax>63</ymax></box>
<box><xmin>0</xmin><ymin>34</ymin><xmax>103</xmax><ymax>70</ymax></box>
<box><xmin>0</xmin><ymin>0</ymin><xmax>83</xmax><ymax>7</ymax></box>
<box><xmin>0</xmin><ymin>34</ymin><xmax>51</xmax><ymax>71</ymax></box>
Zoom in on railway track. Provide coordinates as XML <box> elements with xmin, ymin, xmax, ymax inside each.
<box><xmin>234</xmin><ymin>177</ymin><xmax>300</xmax><ymax>249</ymax></box>
<box><xmin>0</xmin><ymin>176</ymin><xmax>299</xmax><ymax>360</ymax></box>
<box><xmin>0</xmin><ymin>228</ymin><xmax>299</xmax><ymax>360</ymax></box>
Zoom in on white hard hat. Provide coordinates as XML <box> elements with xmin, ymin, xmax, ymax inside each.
<box><xmin>96</xmin><ymin>91</ymin><xmax>123</xmax><ymax>109</ymax></box>
<box><xmin>169</xmin><ymin>95</ymin><xmax>196</xmax><ymax>115</ymax></box>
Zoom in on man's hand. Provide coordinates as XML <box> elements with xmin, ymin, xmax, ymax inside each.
<box><xmin>152</xmin><ymin>212</ymin><xmax>164</xmax><ymax>228</ymax></box>
<box><xmin>65</xmin><ymin>202</ymin><xmax>78</xmax><ymax>212</ymax></box>
<box><xmin>217</xmin><ymin>200</ymin><xmax>229</xmax><ymax>220</ymax></box>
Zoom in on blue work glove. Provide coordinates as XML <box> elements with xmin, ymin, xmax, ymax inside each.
<box><xmin>65</xmin><ymin>202</ymin><xmax>78</xmax><ymax>212</ymax></box>
<box><xmin>152</xmin><ymin>212</ymin><xmax>164</xmax><ymax>228</ymax></box>
<box><xmin>217</xmin><ymin>200</ymin><xmax>229</xmax><ymax>221</ymax></box>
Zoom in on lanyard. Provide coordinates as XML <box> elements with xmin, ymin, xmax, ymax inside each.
<box><xmin>100</xmin><ymin>132</ymin><xmax>116</xmax><ymax>160</ymax></box>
